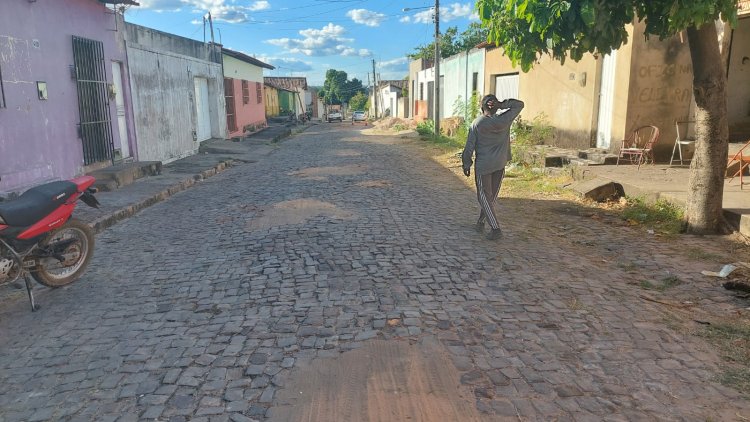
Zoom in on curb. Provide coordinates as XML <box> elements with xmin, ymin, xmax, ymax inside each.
<box><xmin>87</xmin><ymin>159</ymin><xmax>236</xmax><ymax>234</ymax></box>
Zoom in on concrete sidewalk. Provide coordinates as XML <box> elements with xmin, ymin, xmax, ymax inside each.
<box><xmin>578</xmin><ymin>164</ymin><xmax>750</xmax><ymax>234</ymax></box>
<box><xmin>75</xmin><ymin>122</ymin><xmax>315</xmax><ymax>233</ymax></box>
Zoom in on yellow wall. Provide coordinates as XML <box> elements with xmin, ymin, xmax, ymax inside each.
<box><xmin>264</xmin><ymin>85</ymin><xmax>280</xmax><ymax>117</ymax></box>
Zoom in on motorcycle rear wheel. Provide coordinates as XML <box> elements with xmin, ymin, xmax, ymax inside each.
<box><xmin>32</xmin><ymin>218</ymin><xmax>95</xmax><ymax>288</ymax></box>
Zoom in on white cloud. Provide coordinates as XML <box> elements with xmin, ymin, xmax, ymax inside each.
<box><xmin>138</xmin><ymin>0</ymin><xmax>271</xmax><ymax>23</ymax></box>
<box><xmin>380</xmin><ymin>57</ymin><xmax>408</xmax><ymax>72</ymax></box>
<box><xmin>412</xmin><ymin>2</ymin><xmax>473</xmax><ymax>24</ymax></box>
<box><xmin>266</xmin><ymin>23</ymin><xmax>370</xmax><ymax>57</ymax></box>
<box><xmin>258</xmin><ymin>56</ymin><xmax>314</xmax><ymax>72</ymax></box>
<box><xmin>346</xmin><ymin>9</ymin><xmax>386</xmax><ymax>27</ymax></box>
<box><xmin>249</xmin><ymin>1</ymin><xmax>270</xmax><ymax>11</ymax></box>
<box><xmin>399</xmin><ymin>16</ymin><xmax>411</xmax><ymax>23</ymax></box>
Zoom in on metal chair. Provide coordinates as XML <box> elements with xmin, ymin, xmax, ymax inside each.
<box><xmin>670</xmin><ymin>120</ymin><xmax>695</xmax><ymax>166</ymax></box>
<box><xmin>727</xmin><ymin>140</ymin><xmax>750</xmax><ymax>190</ymax></box>
<box><xmin>617</xmin><ymin>125</ymin><xmax>660</xmax><ymax>169</ymax></box>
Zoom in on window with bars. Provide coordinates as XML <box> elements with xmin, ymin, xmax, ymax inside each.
<box><xmin>242</xmin><ymin>80</ymin><xmax>250</xmax><ymax>105</ymax></box>
<box><xmin>225</xmin><ymin>78</ymin><xmax>237</xmax><ymax>132</ymax></box>
<box><xmin>256</xmin><ymin>82</ymin><xmax>262</xmax><ymax>104</ymax></box>
<box><xmin>0</xmin><ymin>62</ymin><xmax>6</xmax><ymax>108</ymax></box>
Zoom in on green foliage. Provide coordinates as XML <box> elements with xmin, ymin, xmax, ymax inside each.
<box><xmin>319</xmin><ymin>69</ymin><xmax>366</xmax><ymax>105</ymax></box>
<box><xmin>348</xmin><ymin>92</ymin><xmax>368</xmax><ymax>111</ymax></box>
<box><xmin>416</xmin><ymin>120</ymin><xmax>435</xmax><ymax>136</ymax></box>
<box><xmin>696</xmin><ymin>320</ymin><xmax>750</xmax><ymax>394</ymax></box>
<box><xmin>510</xmin><ymin>113</ymin><xmax>554</xmax><ymax>164</ymax></box>
<box><xmin>452</xmin><ymin>92</ymin><xmax>481</xmax><ymax>128</ymax></box>
<box><xmin>639</xmin><ymin>275</ymin><xmax>682</xmax><ymax>292</ymax></box>
<box><xmin>476</xmin><ymin>0</ymin><xmax>738</xmax><ymax>71</ymax></box>
<box><xmin>408</xmin><ymin>23</ymin><xmax>489</xmax><ymax>61</ymax></box>
<box><xmin>622</xmin><ymin>197</ymin><xmax>685</xmax><ymax>234</ymax></box>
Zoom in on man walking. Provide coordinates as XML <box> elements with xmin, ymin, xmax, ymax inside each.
<box><xmin>462</xmin><ymin>94</ymin><xmax>524</xmax><ymax>240</ymax></box>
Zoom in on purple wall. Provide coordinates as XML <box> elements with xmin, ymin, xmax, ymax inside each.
<box><xmin>0</xmin><ymin>0</ymin><xmax>135</xmax><ymax>195</ymax></box>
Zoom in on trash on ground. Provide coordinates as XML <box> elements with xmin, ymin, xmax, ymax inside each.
<box><xmin>702</xmin><ymin>264</ymin><xmax>738</xmax><ymax>278</ymax></box>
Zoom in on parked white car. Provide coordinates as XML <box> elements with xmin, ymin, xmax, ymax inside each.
<box><xmin>352</xmin><ymin>111</ymin><xmax>367</xmax><ymax>123</ymax></box>
<box><xmin>327</xmin><ymin>111</ymin><xmax>343</xmax><ymax>122</ymax></box>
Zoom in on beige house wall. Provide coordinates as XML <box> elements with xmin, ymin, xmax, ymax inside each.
<box><xmin>482</xmin><ymin>47</ymin><xmax>515</xmax><ymax>94</ymax></box>
<box><xmin>519</xmin><ymin>55</ymin><xmax>599</xmax><ymax>149</ymax></box>
<box><xmin>727</xmin><ymin>16</ymin><xmax>750</xmax><ymax>141</ymax></box>
<box><xmin>621</xmin><ymin>21</ymin><xmax>694</xmax><ymax>160</ymax></box>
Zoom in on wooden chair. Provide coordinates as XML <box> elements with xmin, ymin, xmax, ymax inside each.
<box><xmin>617</xmin><ymin>125</ymin><xmax>660</xmax><ymax>169</ymax></box>
<box><xmin>670</xmin><ymin>120</ymin><xmax>695</xmax><ymax>166</ymax></box>
<box><xmin>727</xmin><ymin>140</ymin><xmax>750</xmax><ymax>189</ymax></box>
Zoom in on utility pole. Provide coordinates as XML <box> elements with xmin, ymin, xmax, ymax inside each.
<box><xmin>434</xmin><ymin>0</ymin><xmax>440</xmax><ymax>137</ymax></box>
<box><xmin>372</xmin><ymin>59</ymin><xmax>378</xmax><ymax>119</ymax></box>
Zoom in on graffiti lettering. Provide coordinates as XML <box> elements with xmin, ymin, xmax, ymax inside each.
<box><xmin>638</xmin><ymin>64</ymin><xmax>692</xmax><ymax>78</ymax></box>
<box><xmin>638</xmin><ymin>87</ymin><xmax>691</xmax><ymax>104</ymax></box>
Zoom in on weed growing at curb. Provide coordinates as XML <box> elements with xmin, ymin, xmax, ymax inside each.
<box><xmin>696</xmin><ymin>320</ymin><xmax>750</xmax><ymax>394</ymax></box>
<box><xmin>621</xmin><ymin>197</ymin><xmax>685</xmax><ymax>235</ymax></box>
<box><xmin>639</xmin><ymin>275</ymin><xmax>682</xmax><ymax>292</ymax></box>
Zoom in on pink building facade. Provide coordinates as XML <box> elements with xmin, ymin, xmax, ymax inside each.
<box><xmin>222</xmin><ymin>49</ymin><xmax>274</xmax><ymax>138</ymax></box>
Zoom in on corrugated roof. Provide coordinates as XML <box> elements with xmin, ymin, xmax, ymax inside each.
<box><xmin>222</xmin><ymin>48</ymin><xmax>274</xmax><ymax>70</ymax></box>
<box><xmin>263</xmin><ymin>77</ymin><xmax>308</xmax><ymax>91</ymax></box>
<box><xmin>263</xmin><ymin>82</ymin><xmax>296</xmax><ymax>93</ymax></box>
<box><xmin>378</xmin><ymin>79</ymin><xmax>408</xmax><ymax>89</ymax></box>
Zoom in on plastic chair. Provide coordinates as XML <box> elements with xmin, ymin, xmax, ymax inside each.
<box><xmin>727</xmin><ymin>140</ymin><xmax>750</xmax><ymax>190</ymax></box>
<box><xmin>617</xmin><ymin>125</ymin><xmax>660</xmax><ymax>169</ymax></box>
<box><xmin>670</xmin><ymin>120</ymin><xmax>695</xmax><ymax>166</ymax></box>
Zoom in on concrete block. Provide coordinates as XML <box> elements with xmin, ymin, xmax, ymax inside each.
<box><xmin>570</xmin><ymin>178</ymin><xmax>622</xmax><ymax>202</ymax></box>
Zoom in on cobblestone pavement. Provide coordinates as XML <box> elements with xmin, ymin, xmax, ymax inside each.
<box><xmin>1</xmin><ymin>124</ymin><xmax>749</xmax><ymax>421</ymax></box>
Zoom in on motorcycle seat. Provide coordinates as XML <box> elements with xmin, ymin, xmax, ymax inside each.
<box><xmin>0</xmin><ymin>181</ymin><xmax>78</xmax><ymax>227</ymax></box>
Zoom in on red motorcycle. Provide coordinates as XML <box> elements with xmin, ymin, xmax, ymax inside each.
<box><xmin>0</xmin><ymin>176</ymin><xmax>99</xmax><ymax>311</ymax></box>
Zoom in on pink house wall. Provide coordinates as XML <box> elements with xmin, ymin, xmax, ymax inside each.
<box><xmin>227</xmin><ymin>79</ymin><xmax>266</xmax><ymax>138</ymax></box>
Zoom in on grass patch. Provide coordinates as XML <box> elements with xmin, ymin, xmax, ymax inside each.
<box><xmin>621</xmin><ymin>197</ymin><xmax>685</xmax><ymax>235</ymax></box>
<box><xmin>503</xmin><ymin>166</ymin><xmax>575</xmax><ymax>199</ymax></box>
<box><xmin>696</xmin><ymin>320</ymin><xmax>750</xmax><ymax>394</ymax></box>
<box><xmin>639</xmin><ymin>275</ymin><xmax>682</xmax><ymax>292</ymax></box>
<box><xmin>684</xmin><ymin>246</ymin><xmax>723</xmax><ymax>262</ymax></box>
<box><xmin>419</xmin><ymin>134</ymin><xmax>466</xmax><ymax>150</ymax></box>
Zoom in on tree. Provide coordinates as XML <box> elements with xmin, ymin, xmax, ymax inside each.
<box><xmin>408</xmin><ymin>23</ymin><xmax>488</xmax><ymax>61</ymax></box>
<box><xmin>318</xmin><ymin>69</ymin><xmax>366</xmax><ymax>106</ymax></box>
<box><xmin>476</xmin><ymin>0</ymin><xmax>738</xmax><ymax>234</ymax></box>
<box><xmin>349</xmin><ymin>92</ymin><xmax>369</xmax><ymax>111</ymax></box>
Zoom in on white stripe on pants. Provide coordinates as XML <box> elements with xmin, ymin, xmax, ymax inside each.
<box><xmin>475</xmin><ymin>169</ymin><xmax>504</xmax><ymax>229</ymax></box>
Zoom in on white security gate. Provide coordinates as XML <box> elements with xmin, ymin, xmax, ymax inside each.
<box><xmin>111</xmin><ymin>62</ymin><xmax>130</xmax><ymax>159</ymax></box>
<box><xmin>596</xmin><ymin>51</ymin><xmax>617</xmax><ymax>149</ymax></box>
<box><xmin>194</xmin><ymin>77</ymin><xmax>211</xmax><ymax>142</ymax></box>
<box><xmin>494</xmin><ymin>73</ymin><xmax>519</xmax><ymax>102</ymax></box>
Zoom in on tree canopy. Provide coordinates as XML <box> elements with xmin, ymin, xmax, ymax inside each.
<box><xmin>476</xmin><ymin>0</ymin><xmax>738</xmax><ymax>71</ymax></box>
<box><xmin>408</xmin><ymin>22</ymin><xmax>489</xmax><ymax>61</ymax></box>
<box><xmin>318</xmin><ymin>69</ymin><xmax>366</xmax><ymax>105</ymax></box>
<box><xmin>348</xmin><ymin>91</ymin><xmax>369</xmax><ymax>111</ymax></box>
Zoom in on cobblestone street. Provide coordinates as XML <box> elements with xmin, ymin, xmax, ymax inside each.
<box><xmin>1</xmin><ymin>124</ymin><xmax>749</xmax><ymax>421</ymax></box>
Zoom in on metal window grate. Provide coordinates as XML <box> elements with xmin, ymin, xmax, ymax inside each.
<box><xmin>225</xmin><ymin>78</ymin><xmax>237</xmax><ymax>132</ymax></box>
<box><xmin>73</xmin><ymin>36</ymin><xmax>114</xmax><ymax>165</ymax></box>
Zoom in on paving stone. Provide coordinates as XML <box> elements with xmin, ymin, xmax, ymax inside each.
<box><xmin>0</xmin><ymin>125</ymin><xmax>747</xmax><ymax>422</ymax></box>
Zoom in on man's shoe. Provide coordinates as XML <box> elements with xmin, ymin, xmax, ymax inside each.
<box><xmin>474</xmin><ymin>221</ymin><xmax>485</xmax><ymax>233</ymax></box>
<box><xmin>486</xmin><ymin>228</ymin><xmax>502</xmax><ymax>240</ymax></box>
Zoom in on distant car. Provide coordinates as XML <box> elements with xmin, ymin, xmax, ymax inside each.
<box><xmin>352</xmin><ymin>111</ymin><xmax>367</xmax><ymax>123</ymax></box>
<box><xmin>327</xmin><ymin>111</ymin><xmax>343</xmax><ymax>122</ymax></box>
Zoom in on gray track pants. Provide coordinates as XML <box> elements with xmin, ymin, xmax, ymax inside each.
<box><xmin>475</xmin><ymin>169</ymin><xmax>505</xmax><ymax>229</ymax></box>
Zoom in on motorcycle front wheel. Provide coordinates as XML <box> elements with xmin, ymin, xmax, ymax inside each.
<box><xmin>32</xmin><ymin>218</ymin><xmax>95</xmax><ymax>288</ymax></box>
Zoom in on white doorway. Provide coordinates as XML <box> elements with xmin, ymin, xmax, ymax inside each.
<box><xmin>194</xmin><ymin>77</ymin><xmax>211</xmax><ymax>142</ymax></box>
<box><xmin>596</xmin><ymin>51</ymin><xmax>617</xmax><ymax>149</ymax></box>
<box><xmin>111</xmin><ymin>61</ymin><xmax>130</xmax><ymax>159</ymax></box>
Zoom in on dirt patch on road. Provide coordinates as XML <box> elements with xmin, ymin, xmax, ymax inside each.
<box><xmin>270</xmin><ymin>337</ymin><xmax>491</xmax><ymax>422</ymax></box>
<box><xmin>333</xmin><ymin>149</ymin><xmax>362</xmax><ymax>157</ymax></box>
<box><xmin>246</xmin><ymin>199</ymin><xmax>354</xmax><ymax>231</ymax></box>
<box><xmin>289</xmin><ymin>164</ymin><xmax>367</xmax><ymax>180</ymax></box>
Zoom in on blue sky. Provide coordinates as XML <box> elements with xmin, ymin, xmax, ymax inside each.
<box><xmin>124</xmin><ymin>0</ymin><xmax>478</xmax><ymax>86</ymax></box>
